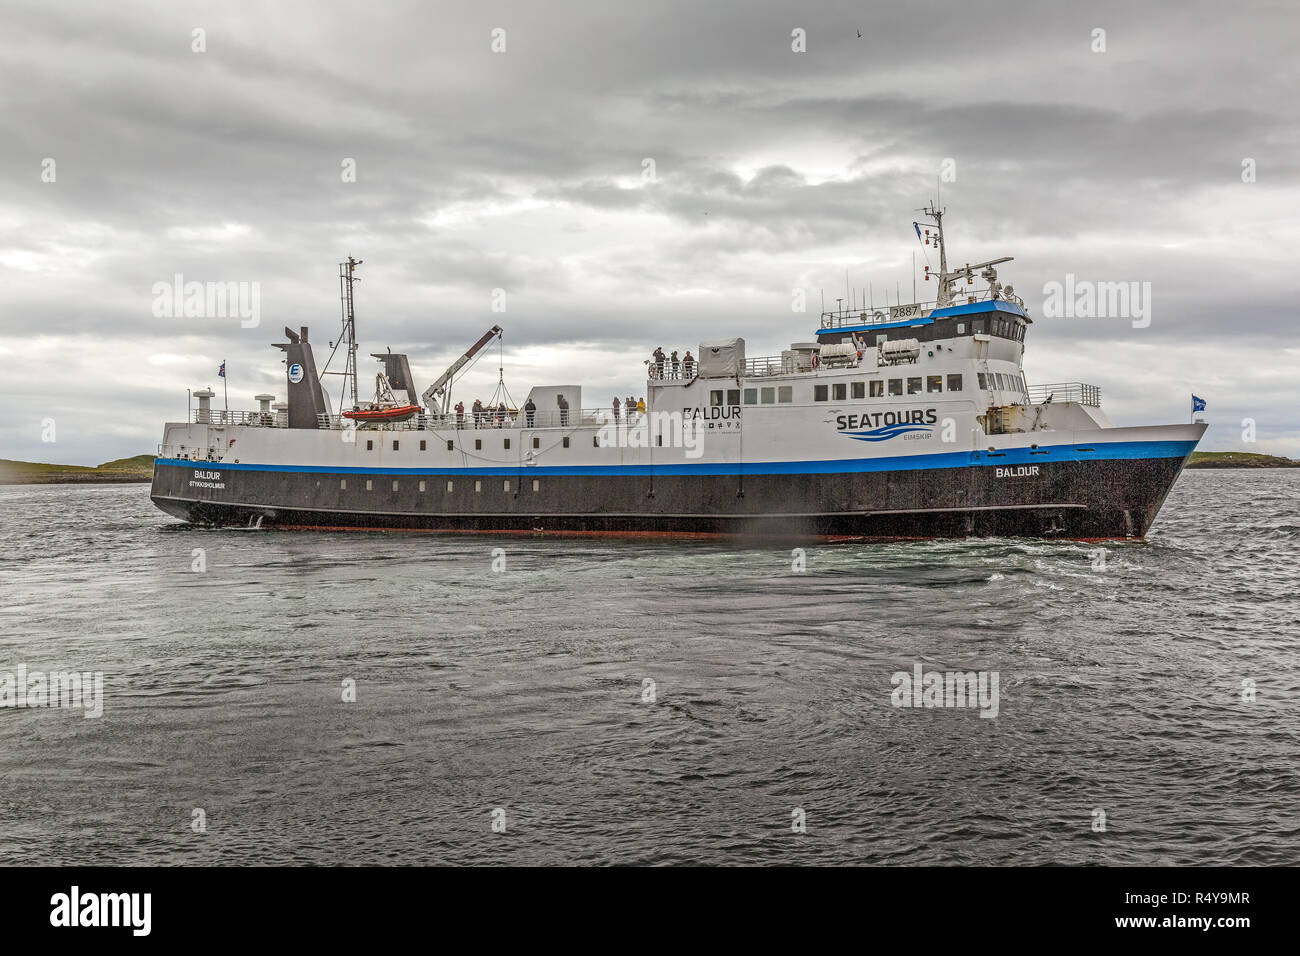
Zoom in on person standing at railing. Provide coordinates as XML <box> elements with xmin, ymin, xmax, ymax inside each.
<box><xmin>626</xmin><ymin>395</ymin><xmax>636</xmax><ymax>424</ymax></box>
<box><xmin>524</xmin><ymin>397</ymin><xmax>535</xmax><ymax>428</ymax></box>
<box><xmin>683</xmin><ymin>350</ymin><xmax>694</xmax><ymax>378</ymax></box>
<box><xmin>557</xmin><ymin>394</ymin><xmax>569</xmax><ymax>426</ymax></box>
<box><xmin>653</xmin><ymin>347</ymin><xmax>666</xmax><ymax>379</ymax></box>
<box><xmin>472</xmin><ymin>399</ymin><xmax>483</xmax><ymax>428</ymax></box>
<box><xmin>497</xmin><ymin>402</ymin><xmax>506</xmax><ymax>428</ymax></box>
<box><xmin>612</xmin><ymin>396</ymin><xmax>621</xmax><ymax>424</ymax></box>
<box><xmin>455</xmin><ymin>401</ymin><xmax>465</xmax><ymax>429</ymax></box>
<box><xmin>670</xmin><ymin>350</ymin><xmax>680</xmax><ymax>378</ymax></box>
<box><xmin>637</xmin><ymin>396</ymin><xmax>646</xmax><ymax>417</ymax></box>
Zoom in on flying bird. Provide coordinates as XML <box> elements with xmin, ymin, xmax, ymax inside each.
<box><xmin>857</xmin><ymin>30</ymin><xmax>863</xmax><ymax>38</ymax></box>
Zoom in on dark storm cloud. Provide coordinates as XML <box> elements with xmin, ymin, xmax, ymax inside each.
<box><xmin>1</xmin><ymin>0</ymin><xmax>1297</xmax><ymax>464</ymax></box>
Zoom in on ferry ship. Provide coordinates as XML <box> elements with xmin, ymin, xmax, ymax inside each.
<box><xmin>150</xmin><ymin>204</ymin><xmax>1205</xmax><ymax>538</ymax></box>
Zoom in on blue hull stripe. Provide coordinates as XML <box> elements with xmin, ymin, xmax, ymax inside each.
<box><xmin>155</xmin><ymin>439</ymin><xmax>1198</xmax><ymax>478</ymax></box>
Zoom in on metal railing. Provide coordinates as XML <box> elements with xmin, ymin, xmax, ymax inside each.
<box><xmin>314</xmin><ymin>407</ymin><xmax>649</xmax><ymax>431</ymax></box>
<box><xmin>1027</xmin><ymin>383</ymin><xmax>1101</xmax><ymax>407</ymax></box>
<box><xmin>743</xmin><ymin>355</ymin><xmax>802</xmax><ymax>377</ymax></box>
<box><xmin>819</xmin><ymin>289</ymin><xmax>1027</xmax><ymax>329</ymax></box>
<box><xmin>191</xmin><ymin>409</ymin><xmax>285</xmax><ymax>426</ymax></box>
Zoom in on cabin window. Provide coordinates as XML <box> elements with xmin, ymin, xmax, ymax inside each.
<box><xmin>947</xmin><ymin>374</ymin><xmax>963</xmax><ymax>392</ymax></box>
<box><xmin>366</xmin><ymin>440</ymin><xmax>373</xmax><ymax>451</ymax></box>
<box><xmin>744</xmin><ymin>388</ymin><xmax>758</xmax><ymax>404</ymax></box>
<box><xmin>475</xmin><ymin>480</ymin><xmax>481</xmax><ymax>492</ymax></box>
<box><xmin>562</xmin><ymin>437</ymin><xmax>570</xmax><ymax>448</ymax></box>
<box><xmin>851</xmin><ymin>381</ymin><xmax>865</xmax><ymax>399</ymax></box>
<box><xmin>760</xmin><ymin>387</ymin><xmax>775</xmax><ymax>404</ymax></box>
<box><xmin>503</xmin><ymin>480</ymin><xmax>510</xmax><ymax>493</ymax></box>
<box><xmin>869</xmin><ymin>380</ymin><xmax>884</xmax><ymax>398</ymax></box>
<box><xmin>778</xmin><ymin>386</ymin><xmax>793</xmax><ymax>403</ymax></box>
<box><xmin>392</xmin><ymin>440</ymin><xmax>399</xmax><ymax>451</ymax></box>
<box><xmin>419</xmin><ymin>480</ymin><xmax>426</xmax><ymax>492</ymax></box>
<box><xmin>365</xmin><ymin>479</ymin><xmax>373</xmax><ymax>491</ymax></box>
<box><xmin>475</xmin><ymin>439</ymin><xmax>481</xmax><ymax>450</ymax></box>
<box><xmin>447</xmin><ymin>480</ymin><xmax>454</xmax><ymax>492</ymax></box>
<box><xmin>727</xmin><ymin>388</ymin><xmax>740</xmax><ymax>406</ymax></box>
<box><xmin>957</xmin><ymin>323</ymin><xmax>966</xmax><ymax>334</ymax></box>
<box><xmin>978</xmin><ymin>372</ymin><xmax>988</xmax><ymax>389</ymax></box>
<box><xmin>927</xmin><ymin>375</ymin><xmax>943</xmax><ymax>394</ymax></box>
<box><xmin>832</xmin><ymin>383</ymin><xmax>847</xmax><ymax>401</ymax></box>
<box><xmin>419</xmin><ymin>440</ymin><xmax>426</xmax><ymax>451</ymax></box>
<box><xmin>532</xmin><ymin>479</ymin><xmax>539</xmax><ymax>492</ymax></box>
<box><xmin>532</xmin><ymin>436</ymin><xmax>539</xmax><ymax>449</ymax></box>
<box><xmin>392</xmin><ymin>480</ymin><xmax>399</xmax><ymax>491</ymax></box>
<box><xmin>814</xmin><ymin>384</ymin><xmax>829</xmax><ymax>402</ymax></box>
<box><xmin>907</xmin><ymin>377</ymin><xmax>922</xmax><ymax>395</ymax></box>
<box><xmin>504</xmin><ymin>438</ymin><xmax>510</xmax><ymax>450</ymax></box>
<box><xmin>340</xmin><ymin>479</ymin><xmax>346</xmax><ymax>490</ymax></box>
<box><xmin>447</xmin><ymin>439</ymin><xmax>454</xmax><ymax>451</ymax></box>
<box><xmin>888</xmin><ymin>379</ymin><xmax>903</xmax><ymax>396</ymax></box>
<box><xmin>710</xmin><ymin>390</ymin><xmax>724</xmax><ymax>406</ymax></box>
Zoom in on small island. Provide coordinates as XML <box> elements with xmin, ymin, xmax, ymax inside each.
<box><xmin>1186</xmin><ymin>451</ymin><xmax>1299</xmax><ymax>469</ymax></box>
<box><xmin>0</xmin><ymin>455</ymin><xmax>154</xmax><ymax>484</ymax></box>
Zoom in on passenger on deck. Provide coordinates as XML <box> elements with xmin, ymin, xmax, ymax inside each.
<box><xmin>455</xmin><ymin>401</ymin><xmax>465</xmax><ymax>429</ymax></box>
<box><xmin>524</xmin><ymin>397</ymin><xmax>535</xmax><ymax>428</ymax></box>
<box><xmin>557</xmin><ymin>394</ymin><xmax>569</xmax><ymax>426</ymax></box>
<box><xmin>497</xmin><ymin>402</ymin><xmax>506</xmax><ymax>427</ymax></box>
<box><xmin>683</xmin><ymin>350</ymin><xmax>694</xmax><ymax>378</ymax></box>
<box><xmin>653</xmin><ymin>347</ymin><xmax>666</xmax><ymax>379</ymax></box>
<box><xmin>626</xmin><ymin>395</ymin><xmax>636</xmax><ymax>423</ymax></box>
<box><xmin>472</xmin><ymin>399</ymin><xmax>483</xmax><ymax>428</ymax></box>
<box><xmin>670</xmin><ymin>350</ymin><xmax>680</xmax><ymax>378</ymax></box>
<box><xmin>637</xmin><ymin>396</ymin><xmax>646</xmax><ymax>416</ymax></box>
<box><xmin>612</xmin><ymin>396</ymin><xmax>621</xmax><ymax>423</ymax></box>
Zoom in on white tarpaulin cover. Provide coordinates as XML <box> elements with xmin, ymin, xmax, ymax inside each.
<box><xmin>697</xmin><ymin>338</ymin><xmax>745</xmax><ymax>378</ymax></box>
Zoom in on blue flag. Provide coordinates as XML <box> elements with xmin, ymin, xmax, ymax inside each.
<box><xmin>218</xmin><ymin>361</ymin><xmax>226</xmax><ymax>379</ymax></box>
<box><xmin>913</xmin><ymin>222</ymin><xmax>922</xmax><ymax>240</ymax></box>
<box><xmin>1192</xmin><ymin>394</ymin><xmax>1206</xmax><ymax>412</ymax></box>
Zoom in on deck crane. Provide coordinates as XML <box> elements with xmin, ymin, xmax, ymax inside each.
<box><xmin>421</xmin><ymin>325</ymin><xmax>504</xmax><ymax>416</ymax></box>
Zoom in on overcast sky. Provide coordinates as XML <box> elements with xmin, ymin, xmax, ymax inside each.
<box><xmin>2</xmin><ymin>0</ymin><xmax>1297</xmax><ymax>464</ymax></box>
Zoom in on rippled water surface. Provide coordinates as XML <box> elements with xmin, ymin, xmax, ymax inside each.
<box><xmin>1</xmin><ymin>471</ymin><xmax>1297</xmax><ymax>865</ymax></box>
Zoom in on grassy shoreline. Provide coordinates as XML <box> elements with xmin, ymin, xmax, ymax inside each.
<box><xmin>1185</xmin><ymin>452</ymin><xmax>1299</xmax><ymax>469</ymax></box>
<box><xmin>0</xmin><ymin>455</ymin><xmax>154</xmax><ymax>484</ymax></box>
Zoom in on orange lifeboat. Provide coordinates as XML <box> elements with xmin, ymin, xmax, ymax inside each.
<box><xmin>342</xmin><ymin>404</ymin><xmax>421</xmax><ymax>423</ymax></box>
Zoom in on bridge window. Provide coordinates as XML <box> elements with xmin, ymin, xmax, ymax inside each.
<box><xmin>947</xmin><ymin>374</ymin><xmax>963</xmax><ymax>392</ymax></box>
<box><xmin>832</xmin><ymin>383</ymin><xmax>847</xmax><ymax>400</ymax></box>
<box><xmin>340</xmin><ymin>479</ymin><xmax>346</xmax><ymax>490</ymax></box>
<box><xmin>447</xmin><ymin>480</ymin><xmax>454</xmax><ymax>492</ymax></box>
<box><xmin>778</xmin><ymin>386</ymin><xmax>793</xmax><ymax>403</ymax></box>
<box><xmin>532</xmin><ymin>479</ymin><xmax>539</xmax><ymax>492</ymax></box>
<box><xmin>365</xmin><ymin>479</ymin><xmax>373</xmax><ymax>491</ymax></box>
<box><xmin>927</xmin><ymin>375</ymin><xmax>943</xmax><ymax>393</ymax></box>
<box><xmin>907</xmin><ymin>377</ymin><xmax>922</xmax><ymax>395</ymax></box>
<box><xmin>851</xmin><ymin>381</ymin><xmax>865</xmax><ymax>399</ymax></box>
<box><xmin>727</xmin><ymin>388</ymin><xmax>741</xmax><ymax>405</ymax></box>
<box><xmin>957</xmin><ymin>323</ymin><xmax>966</xmax><ymax>334</ymax></box>
<box><xmin>888</xmin><ymin>379</ymin><xmax>903</xmax><ymax>396</ymax></box>
<box><xmin>504</xmin><ymin>480</ymin><xmax>510</xmax><ymax>493</ymax></box>
<box><xmin>419</xmin><ymin>480</ymin><xmax>425</xmax><ymax>492</ymax></box>
<box><xmin>392</xmin><ymin>480</ymin><xmax>399</xmax><ymax>491</ymax></box>
<box><xmin>869</xmin><ymin>380</ymin><xmax>884</xmax><ymax>398</ymax></box>
<box><xmin>744</xmin><ymin>388</ymin><xmax>758</xmax><ymax>404</ymax></box>
<box><xmin>978</xmin><ymin>372</ymin><xmax>988</xmax><ymax>389</ymax></box>
<box><xmin>760</xmin><ymin>387</ymin><xmax>775</xmax><ymax>404</ymax></box>
<box><xmin>710</xmin><ymin>390</ymin><xmax>724</xmax><ymax>406</ymax></box>
<box><xmin>475</xmin><ymin>480</ymin><xmax>481</xmax><ymax>492</ymax></box>
<box><xmin>814</xmin><ymin>384</ymin><xmax>829</xmax><ymax>402</ymax></box>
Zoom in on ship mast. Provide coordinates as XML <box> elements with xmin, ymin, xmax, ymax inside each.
<box><xmin>338</xmin><ymin>256</ymin><xmax>362</xmax><ymax>410</ymax></box>
<box><xmin>918</xmin><ymin>202</ymin><xmax>1013</xmax><ymax>308</ymax></box>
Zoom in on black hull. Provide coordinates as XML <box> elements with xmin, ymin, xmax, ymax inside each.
<box><xmin>151</xmin><ymin>454</ymin><xmax>1191</xmax><ymax>540</ymax></box>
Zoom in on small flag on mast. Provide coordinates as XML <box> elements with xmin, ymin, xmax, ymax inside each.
<box><xmin>1192</xmin><ymin>394</ymin><xmax>1206</xmax><ymax>412</ymax></box>
<box><xmin>218</xmin><ymin>361</ymin><xmax>226</xmax><ymax>378</ymax></box>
